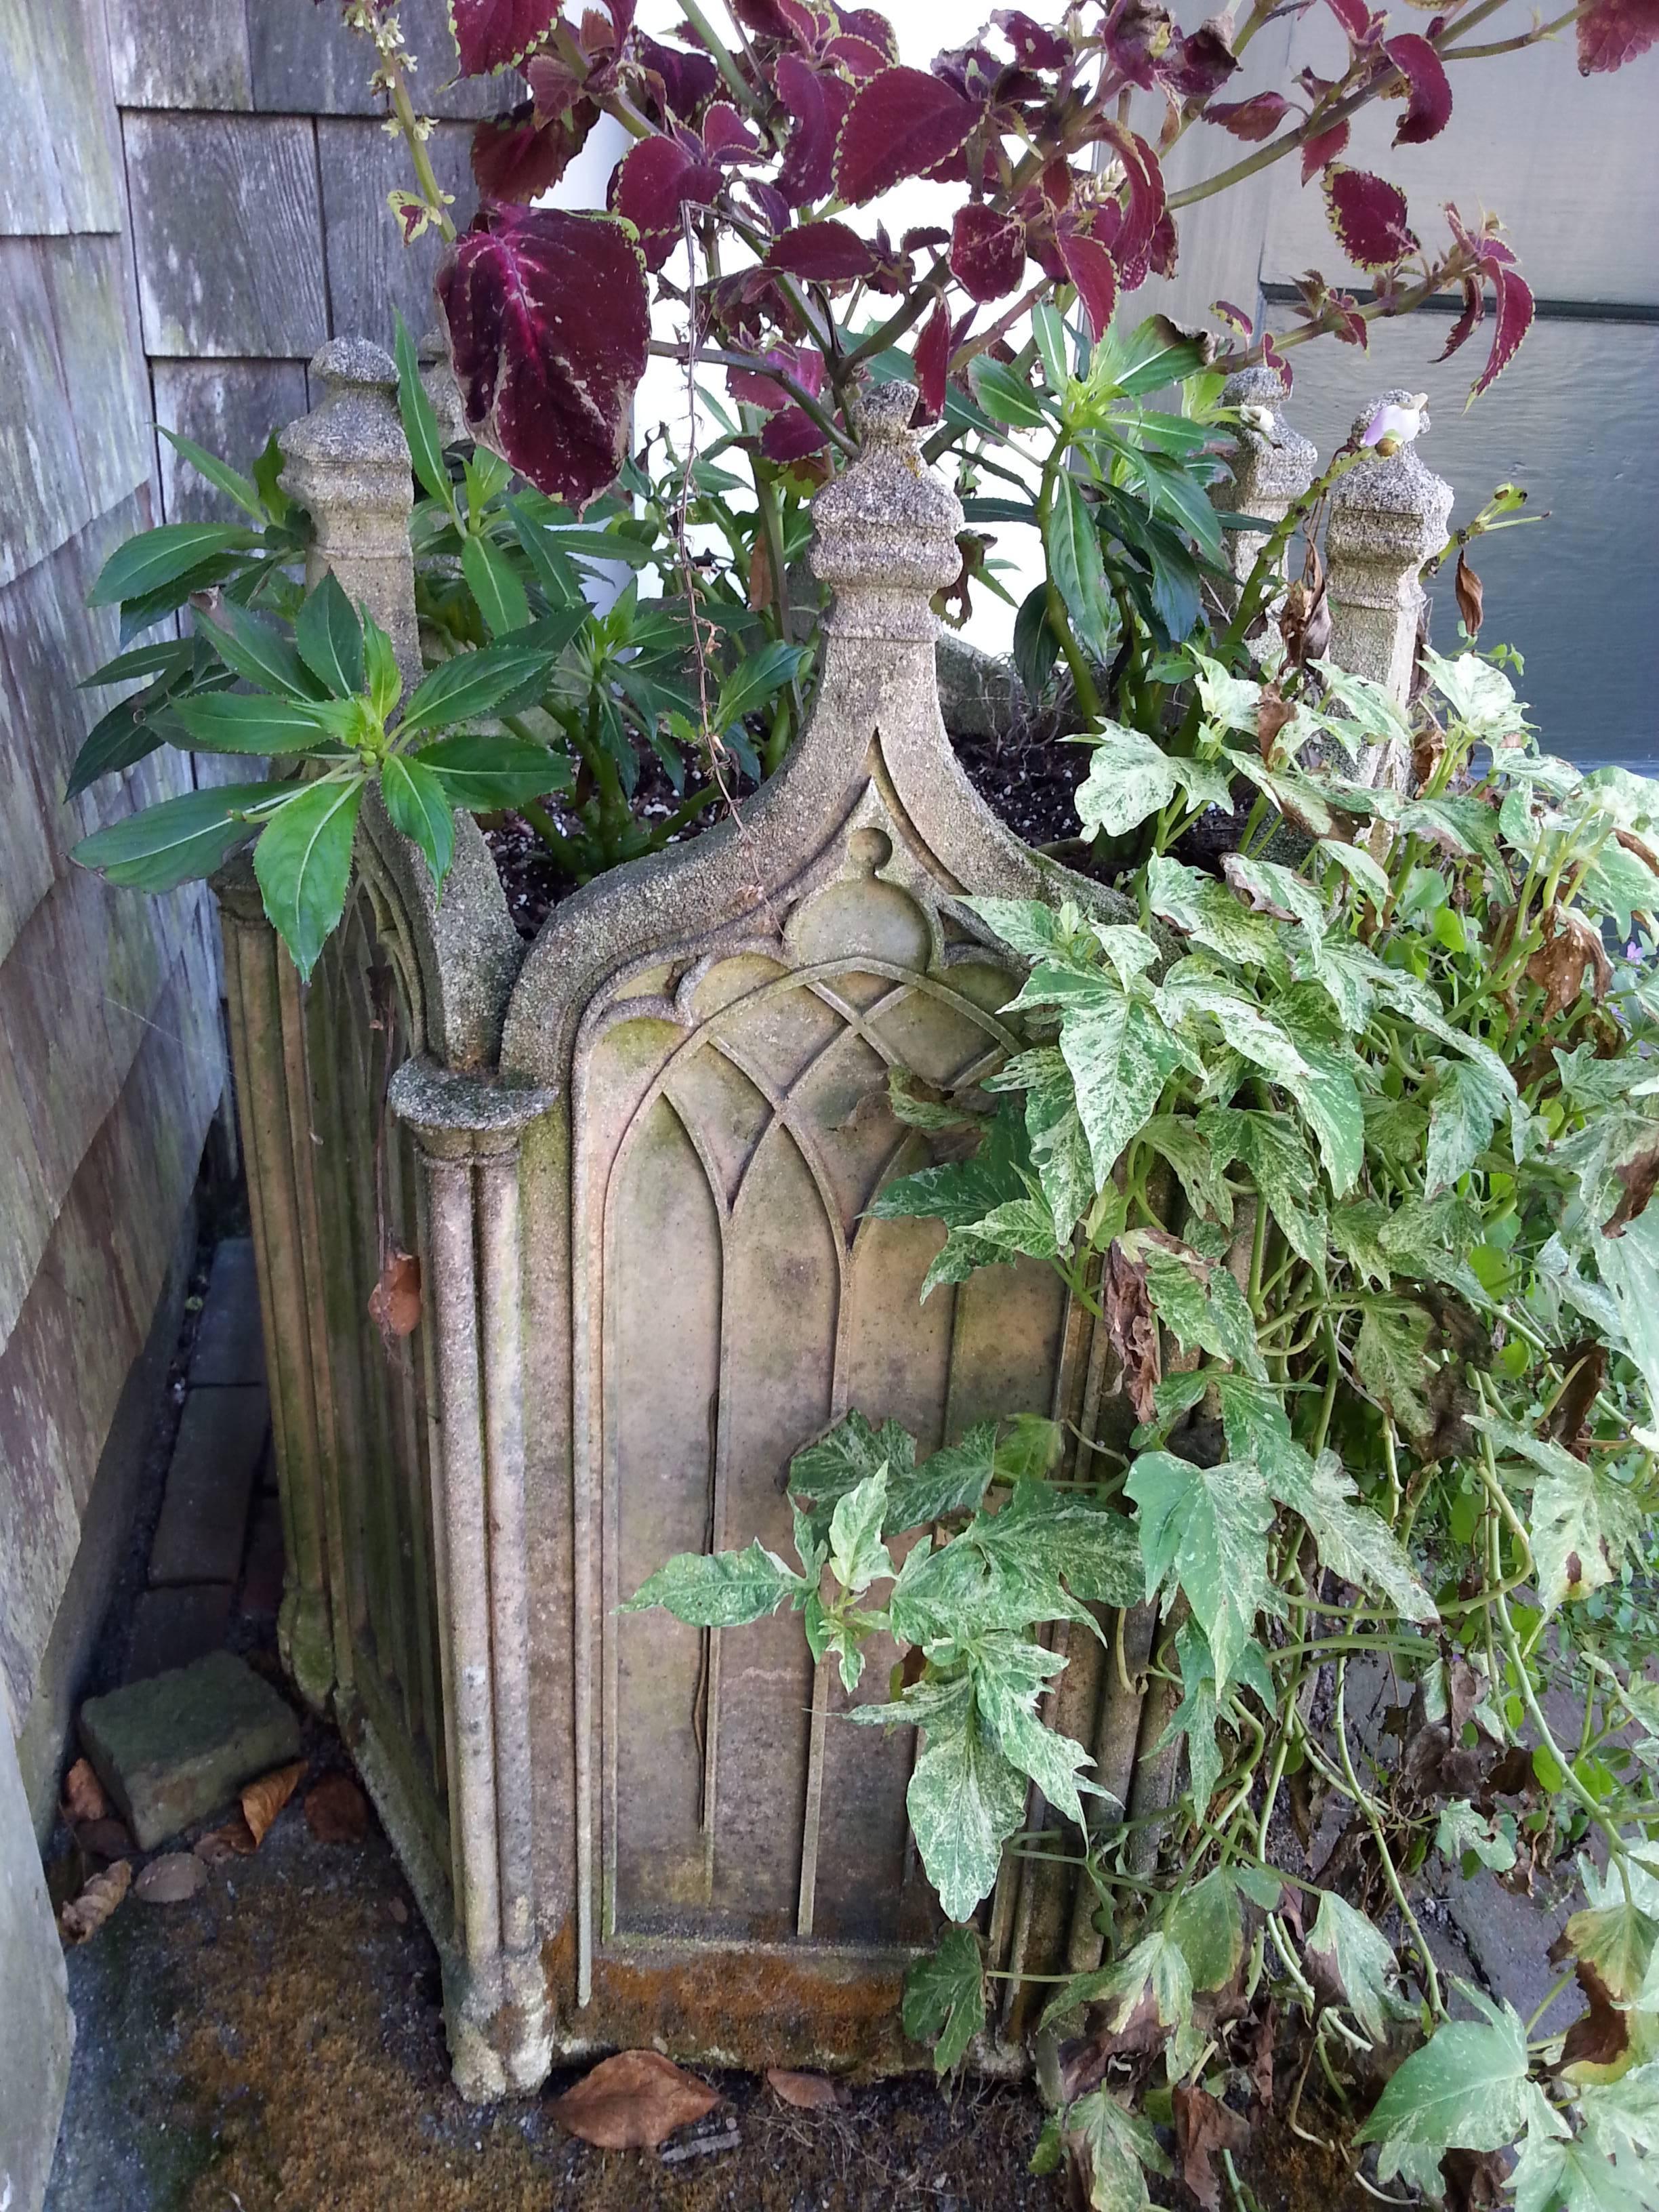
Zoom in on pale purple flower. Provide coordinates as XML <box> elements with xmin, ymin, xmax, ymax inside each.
<box><xmin>1363</xmin><ymin>393</ymin><xmax>1429</xmax><ymax>449</ymax></box>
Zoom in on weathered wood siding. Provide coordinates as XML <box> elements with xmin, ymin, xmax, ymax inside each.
<box><xmin>0</xmin><ymin>0</ymin><xmax>224</xmax><ymax>1742</ymax></box>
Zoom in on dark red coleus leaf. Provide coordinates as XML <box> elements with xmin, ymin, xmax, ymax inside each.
<box><xmin>1206</xmin><ymin>90</ymin><xmax>1291</xmax><ymax>140</ymax></box>
<box><xmin>774</xmin><ymin>0</ymin><xmax>831</xmax><ymax>42</ymax></box>
<box><xmin>1148</xmin><ymin>207</ymin><xmax>1179</xmax><ymax>281</ymax></box>
<box><xmin>836</xmin><ymin>7</ymin><xmax>899</xmax><ymax>55</ymax></box>
<box><xmin>451</xmin><ymin>0</ymin><xmax>561</xmax><ymax>75</ymax></box>
<box><xmin>901</xmin><ymin>224</ymin><xmax>950</xmax><ymax>253</ymax></box>
<box><xmin>1578</xmin><ymin>0</ymin><xmax>1659</xmax><ymax>70</ymax></box>
<box><xmin>728</xmin><ymin>343</ymin><xmax>825</xmax><ymax>411</ymax></box>
<box><xmin>1212</xmin><ymin>297</ymin><xmax>1253</xmax><ymax>337</ymax></box>
<box><xmin>609</xmin><ymin>135</ymin><xmax>720</xmax><ymax>269</ymax></box>
<box><xmin>1097</xmin><ymin>123</ymin><xmax>1166</xmax><ymax>283</ymax></box>
<box><xmin>437</xmin><ymin>204</ymin><xmax>649</xmax><ymax>510</ymax></box>
<box><xmin>950</xmin><ymin>203</ymin><xmax>1027</xmax><ymax>302</ymax></box>
<box><xmin>761</xmin><ymin>406</ymin><xmax>830</xmax><ymax>462</ymax></box>
<box><xmin>1384</xmin><ymin>33</ymin><xmax>1452</xmax><ymax>143</ymax></box>
<box><xmin>991</xmin><ymin>7</ymin><xmax>1073</xmax><ymax>66</ymax></box>
<box><xmin>702</xmin><ymin>102</ymin><xmax>760</xmax><ymax>161</ymax></box>
<box><xmin>471</xmin><ymin>101</ymin><xmax>592</xmax><ymax>200</ymax></box>
<box><xmin>526</xmin><ymin>53</ymin><xmax>583</xmax><ymax>117</ymax></box>
<box><xmin>1262</xmin><ymin>330</ymin><xmax>1293</xmax><ymax>391</ymax></box>
<box><xmin>1322</xmin><ymin>0</ymin><xmax>1374</xmax><ymax>39</ymax></box>
<box><xmin>774</xmin><ymin>54</ymin><xmax>852</xmax><ymax>204</ymax></box>
<box><xmin>822</xmin><ymin>33</ymin><xmax>888</xmax><ymax>77</ymax></box>
<box><xmin>833</xmin><ymin>66</ymin><xmax>979</xmax><ymax>204</ymax></box>
<box><xmin>1058</xmin><ymin>226</ymin><xmax>1118</xmax><ymax>338</ymax></box>
<box><xmin>1300</xmin><ymin>117</ymin><xmax>1349</xmax><ymax>182</ymax></box>
<box><xmin>1166</xmin><ymin>18</ymin><xmax>1239</xmax><ymax>97</ymax></box>
<box><xmin>1469</xmin><ymin>260</ymin><xmax>1534</xmax><ymax>400</ymax></box>
<box><xmin>634</xmin><ymin>34</ymin><xmax>721</xmax><ymax>121</ymax></box>
<box><xmin>729</xmin><ymin>0</ymin><xmax>795</xmax><ymax>33</ymax></box>
<box><xmin>1324</xmin><ymin>165</ymin><xmax>1418</xmax><ymax>270</ymax></box>
<box><xmin>1040</xmin><ymin>158</ymin><xmax>1073</xmax><ymax>209</ymax></box>
<box><xmin>766</xmin><ymin>219</ymin><xmax>877</xmax><ymax>281</ymax></box>
<box><xmin>1435</xmin><ymin>274</ymin><xmax>1483</xmax><ymax>362</ymax></box>
<box><xmin>915</xmin><ymin>295</ymin><xmax>951</xmax><ymax>418</ymax></box>
<box><xmin>1100</xmin><ymin>0</ymin><xmax>1176</xmax><ymax>89</ymax></box>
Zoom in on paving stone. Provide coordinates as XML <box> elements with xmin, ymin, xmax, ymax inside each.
<box><xmin>239</xmin><ymin>1494</ymin><xmax>286</xmax><ymax>1617</ymax></box>
<box><xmin>188</xmin><ymin>1236</ymin><xmax>266</xmax><ymax>1386</ymax></box>
<box><xmin>148</xmin><ymin>1385</ymin><xmax>269</xmax><ymax>1586</ymax></box>
<box><xmin>78</xmin><ymin>1650</ymin><xmax>302</xmax><ymax>1851</ymax></box>
<box><xmin>125</xmin><ymin>1584</ymin><xmax>233</xmax><ymax>1684</ymax></box>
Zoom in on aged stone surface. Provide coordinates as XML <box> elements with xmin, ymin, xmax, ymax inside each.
<box><xmin>1326</xmin><ymin>387</ymin><xmax>1454</xmax><ymax>735</ymax></box>
<box><xmin>148</xmin><ymin>1386</ymin><xmax>270</xmax><ymax>1586</ymax></box>
<box><xmin>79</xmin><ymin>1650</ymin><xmax>302</xmax><ymax>1851</ymax></box>
<box><xmin>1210</xmin><ymin>366</ymin><xmax>1319</xmax><ymax>591</ymax></box>
<box><xmin>125</xmin><ymin>1584</ymin><xmax>235</xmax><ymax>1685</ymax></box>
<box><xmin>0</xmin><ymin>1720</ymin><xmax>71</xmax><ymax>2212</ymax></box>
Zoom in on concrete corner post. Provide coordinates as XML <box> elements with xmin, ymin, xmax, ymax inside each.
<box><xmin>1325</xmin><ymin>388</ymin><xmax>1454</xmax><ymax>766</ymax></box>
<box><xmin>1209</xmin><ymin>367</ymin><xmax>1318</xmax><ymax>598</ymax></box>
<box><xmin>385</xmin><ymin>1064</ymin><xmax>553</xmax><ymax>2100</ymax></box>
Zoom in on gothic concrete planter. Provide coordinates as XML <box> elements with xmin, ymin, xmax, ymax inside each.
<box><xmin>217</xmin><ymin>342</ymin><xmax>1449</xmax><ymax>2100</ymax></box>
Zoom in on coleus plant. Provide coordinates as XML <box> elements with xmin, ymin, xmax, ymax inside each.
<box><xmin>340</xmin><ymin>0</ymin><xmax>1654</xmax><ymax>533</ymax></box>
<box><xmin>629</xmin><ymin>641</ymin><xmax>1659</xmax><ymax>2211</ymax></box>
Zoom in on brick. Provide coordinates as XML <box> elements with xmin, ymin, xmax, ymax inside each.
<box><xmin>148</xmin><ymin>1385</ymin><xmax>269</xmax><ymax>1586</ymax></box>
<box><xmin>79</xmin><ymin>1650</ymin><xmax>302</xmax><ymax>1850</ymax></box>
<box><xmin>189</xmin><ymin>1237</ymin><xmax>266</xmax><ymax>1387</ymax></box>
<box><xmin>125</xmin><ymin>1584</ymin><xmax>233</xmax><ymax>1683</ymax></box>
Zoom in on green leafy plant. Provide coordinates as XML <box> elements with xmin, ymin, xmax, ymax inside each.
<box><xmin>628</xmin><ymin>638</ymin><xmax>1659</xmax><ymax>2211</ymax></box>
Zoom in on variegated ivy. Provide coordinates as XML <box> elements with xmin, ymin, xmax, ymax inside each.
<box><xmin>630</xmin><ymin>647</ymin><xmax>1659</xmax><ymax>2212</ymax></box>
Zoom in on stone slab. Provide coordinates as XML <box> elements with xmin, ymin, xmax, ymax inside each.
<box><xmin>78</xmin><ymin>1649</ymin><xmax>302</xmax><ymax>1851</ymax></box>
<box><xmin>147</xmin><ymin>1385</ymin><xmax>269</xmax><ymax>1586</ymax></box>
<box><xmin>1</xmin><ymin>1717</ymin><xmax>72</xmax><ymax>2212</ymax></box>
<box><xmin>188</xmin><ymin>1238</ymin><xmax>266</xmax><ymax>1387</ymax></box>
<box><xmin>125</xmin><ymin>1584</ymin><xmax>234</xmax><ymax>1685</ymax></box>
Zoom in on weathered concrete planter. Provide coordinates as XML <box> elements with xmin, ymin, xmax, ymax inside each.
<box><xmin>218</xmin><ymin>341</ymin><xmax>1448</xmax><ymax>2099</ymax></box>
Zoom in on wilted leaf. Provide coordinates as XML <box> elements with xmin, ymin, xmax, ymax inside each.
<box><xmin>241</xmin><ymin>1759</ymin><xmax>305</xmax><ymax>1847</ymax></box>
<box><xmin>60</xmin><ymin>1858</ymin><xmax>131</xmax><ymax>1944</ymax></box>
<box><xmin>1525</xmin><ymin>906</ymin><xmax>1612</xmax><ymax>1021</ymax></box>
<box><xmin>75</xmin><ymin>1817</ymin><xmax>134</xmax><ymax>1862</ymax></box>
<box><xmin>369</xmin><ymin>1251</ymin><xmax>422</xmax><ymax>1343</ymax></box>
<box><xmin>1577</xmin><ymin>0</ymin><xmax>1659</xmax><ymax>73</ymax></box>
<box><xmin>765</xmin><ymin>2068</ymin><xmax>848</xmax><ymax>2110</ymax></box>
<box><xmin>552</xmin><ymin>2049</ymin><xmax>720</xmax><ymax>2148</ymax></box>
<box><xmin>1385</xmin><ymin>32</ymin><xmax>1452</xmax><ymax>142</ymax></box>
<box><xmin>61</xmin><ymin>1757</ymin><xmax>108</xmax><ymax>1826</ymax></box>
<box><xmin>1561</xmin><ymin>1961</ymin><xmax>1634</xmax><ymax>2080</ymax></box>
<box><xmin>135</xmin><ymin>1852</ymin><xmax>207</xmax><ymax>1905</ymax></box>
<box><xmin>1174</xmin><ymin>2085</ymin><xmax>1250</xmax><ymax>2212</ymax></box>
<box><xmin>1454</xmin><ymin>550</ymin><xmax>1484</xmax><ymax>638</ymax></box>
<box><xmin>305</xmin><ymin>1771</ymin><xmax>370</xmax><ymax>1845</ymax></box>
<box><xmin>194</xmin><ymin>1818</ymin><xmax>257</xmax><ymax>1863</ymax></box>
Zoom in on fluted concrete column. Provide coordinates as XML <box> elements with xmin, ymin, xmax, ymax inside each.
<box><xmin>388</xmin><ymin>1059</ymin><xmax>552</xmax><ymax>2101</ymax></box>
<box><xmin>1210</xmin><ymin>366</ymin><xmax>1319</xmax><ymax>598</ymax></box>
<box><xmin>1326</xmin><ymin>388</ymin><xmax>1454</xmax><ymax>782</ymax></box>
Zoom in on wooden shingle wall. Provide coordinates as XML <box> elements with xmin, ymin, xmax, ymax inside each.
<box><xmin>109</xmin><ymin>0</ymin><xmax>505</xmax><ymax>525</ymax></box>
<box><xmin>0</xmin><ymin>0</ymin><xmax>225</xmax><ymax>1751</ymax></box>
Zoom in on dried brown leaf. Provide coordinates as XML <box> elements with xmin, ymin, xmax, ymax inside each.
<box><xmin>135</xmin><ymin>1851</ymin><xmax>207</xmax><ymax>1905</ymax></box>
<box><xmin>1256</xmin><ymin>686</ymin><xmax>1296</xmax><ymax>766</ymax></box>
<box><xmin>1443</xmin><ymin>2148</ymin><xmax>1508</xmax><ymax>2212</ymax></box>
<box><xmin>240</xmin><ymin>1759</ymin><xmax>305</xmax><ymax>1847</ymax></box>
<box><xmin>1247</xmin><ymin>2000</ymin><xmax>1276</xmax><ymax>2110</ymax></box>
<box><xmin>1561</xmin><ymin>1961</ymin><xmax>1629</xmax><ymax>2077</ymax></box>
<box><xmin>1544</xmin><ymin>1343</ymin><xmax>1607</xmax><ymax>1454</ymax></box>
<box><xmin>747</xmin><ymin>532</ymin><xmax>774</xmax><ymax>613</ymax></box>
<box><xmin>1607</xmin><ymin>1145</ymin><xmax>1659</xmax><ymax>1237</ymax></box>
<box><xmin>195</xmin><ymin>1816</ymin><xmax>258</xmax><ymax>1862</ymax></box>
<box><xmin>368</xmin><ymin>1251</ymin><xmax>422</xmax><ymax>1344</ymax></box>
<box><xmin>61</xmin><ymin>1757</ymin><xmax>108</xmax><ymax>1825</ymax></box>
<box><xmin>552</xmin><ymin>2049</ymin><xmax>720</xmax><ymax>2148</ymax></box>
<box><xmin>765</xmin><ymin>2068</ymin><xmax>848</xmax><ymax>2110</ymax></box>
<box><xmin>1454</xmin><ymin>548</ymin><xmax>1483</xmax><ymax>639</ymax></box>
<box><xmin>60</xmin><ymin>1858</ymin><xmax>131</xmax><ymax>1944</ymax></box>
<box><xmin>1103</xmin><ymin>1242</ymin><xmax>1160</xmax><ymax>1425</ymax></box>
<box><xmin>305</xmin><ymin>1771</ymin><xmax>370</xmax><ymax>1845</ymax></box>
<box><xmin>75</xmin><ymin>1817</ymin><xmax>134</xmax><ymax>1862</ymax></box>
<box><xmin>1526</xmin><ymin>906</ymin><xmax>1613</xmax><ymax>1022</ymax></box>
<box><xmin>1173</xmin><ymin>2084</ymin><xmax>1250</xmax><ymax>2212</ymax></box>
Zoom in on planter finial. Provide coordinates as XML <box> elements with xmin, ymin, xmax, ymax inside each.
<box><xmin>1326</xmin><ymin>385</ymin><xmax>1453</xmax><ymax>724</ymax></box>
<box><xmin>1211</xmin><ymin>367</ymin><xmax>1318</xmax><ymax>594</ymax></box>
<box><xmin>808</xmin><ymin>380</ymin><xmax>963</xmax><ymax>640</ymax></box>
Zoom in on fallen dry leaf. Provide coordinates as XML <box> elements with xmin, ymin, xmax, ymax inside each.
<box><xmin>195</xmin><ymin>1817</ymin><xmax>258</xmax><ymax>1862</ymax></box>
<box><xmin>136</xmin><ymin>1852</ymin><xmax>207</xmax><ymax>1905</ymax></box>
<box><xmin>1173</xmin><ymin>2083</ymin><xmax>1251</xmax><ymax>2212</ymax></box>
<box><xmin>305</xmin><ymin>1771</ymin><xmax>369</xmax><ymax>1845</ymax></box>
<box><xmin>551</xmin><ymin>2050</ymin><xmax>720</xmax><ymax>2149</ymax></box>
<box><xmin>75</xmin><ymin>1817</ymin><xmax>134</xmax><ymax>1862</ymax></box>
<box><xmin>1256</xmin><ymin>687</ymin><xmax>1296</xmax><ymax>765</ymax></box>
<box><xmin>1526</xmin><ymin>905</ymin><xmax>1612</xmax><ymax>1022</ymax></box>
<box><xmin>60</xmin><ymin>1859</ymin><xmax>131</xmax><ymax>1945</ymax></box>
<box><xmin>765</xmin><ymin>2068</ymin><xmax>847</xmax><ymax>2111</ymax></box>
<box><xmin>369</xmin><ymin>1251</ymin><xmax>422</xmax><ymax>1343</ymax></box>
<box><xmin>61</xmin><ymin>1757</ymin><xmax>108</xmax><ymax>1825</ymax></box>
<box><xmin>241</xmin><ymin>1759</ymin><xmax>305</xmax><ymax>1847</ymax></box>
